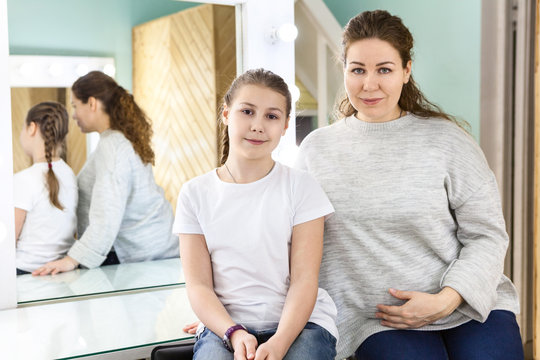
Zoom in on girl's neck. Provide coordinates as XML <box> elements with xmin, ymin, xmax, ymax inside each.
<box><xmin>219</xmin><ymin>156</ymin><xmax>275</xmax><ymax>184</ymax></box>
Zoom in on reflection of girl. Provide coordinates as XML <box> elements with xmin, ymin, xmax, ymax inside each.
<box><xmin>176</xmin><ymin>69</ymin><xmax>337</xmax><ymax>359</ymax></box>
<box><xmin>296</xmin><ymin>10</ymin><xmax>523</xmax><ymax>359</ymax></box>
<box><xmin>15</xmin><ymin>102</ymin><xmax>77</xmax><ymax>275</ymax></box>
<box><xmin>33</xmin><ymin>71</ymin><xmax>178</xmax><ymax>275</ymax></box>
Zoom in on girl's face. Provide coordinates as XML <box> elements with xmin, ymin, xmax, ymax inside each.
<box><xmin>344</xmin><ymin>38</ymin><xmax>411</xmax><ymax>123</ymax></box>
<box><xmin>223</xmin><ymin>84</ymin><xmax>289</xmax><ymax>162</ymax></box>
<box><xmin>19</xmin><ymin>121</ymin><xmax>35</xmax><ymax>157</ymax></box>
<box><xmin>71</xmin><ymin>92</ymin><xmax>96</xmax><ymax>133</ymax></box>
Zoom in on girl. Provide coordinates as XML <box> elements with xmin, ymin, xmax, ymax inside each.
<box><xmin>33</xmin><ymin>71</ymin><xmax>178</xmax><ymax>275</ymax></box>
<box><xmin>15</xmin><ymin>101</ymin><xmax>77</xmax><ymax>275</ymax></box>
<box><xmin>296</xmin><ymin>10</ymin><xmax>523</xmax><ymax>360</ymax></box>
<box><xmin>175</xmin><ymin>69</ymin><xmax>338</xmax><ymax>360</ymax></box>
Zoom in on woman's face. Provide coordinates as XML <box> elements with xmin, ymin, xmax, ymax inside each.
<box><xmin>71</xmin><ymin>92</ymin><xmax>95</xmax><ymax>133</ymax></box>
<box><xmin>344</xmin><ymin>38</ymin><xmax>411</xmax><ymax>123</ymax></box>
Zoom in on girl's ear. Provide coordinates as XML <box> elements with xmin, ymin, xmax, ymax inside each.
<box><xmin>27</xmin><ymin>121</ymin><xmax>38</xmax><ymax>137</ymax></box>
<box><xmin>222</xmin><ymin>105</ymin><xmax>230</xmax><ymax>126</ymax></box>
<box><xmin>282</xmin><ymin>116</ymin><xmax>290</xmax><ymax>135</ymax></box>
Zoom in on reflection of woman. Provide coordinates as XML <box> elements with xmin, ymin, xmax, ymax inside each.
<box><xmin>295</xmin><ymin>10</ymin><xmax>523</xmax><ymax>360</ymax></box>
<box><xmin>33</xmin><ymin>71</ymin><xmax>178</xmax><ymax>275</ymax></box>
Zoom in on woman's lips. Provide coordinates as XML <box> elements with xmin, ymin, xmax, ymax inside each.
<box><xmin>361</xmin><ymin>98</ymin><xmax>382</xmax><ymax>105</ymax></box>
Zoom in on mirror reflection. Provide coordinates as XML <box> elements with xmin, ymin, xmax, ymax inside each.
<box><xmin>9</xmin><ymin>0</ymin><xmax>238</xmax><ymax>303</ymax></box>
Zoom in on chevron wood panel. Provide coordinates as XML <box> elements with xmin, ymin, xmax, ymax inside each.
<box><xmin>213</xmin><ymin>5</ymin><xmax>237</xmax><ymax>164</ymax></box>
<box><xmin>11</xmin><ymin>88</ymin><xmax>86</xmax><ymax>176</ymax></box>
<box><xmin>133</xmin><ymin>4</ymin><xmax>235</xmax><ymax>211</ymax></box>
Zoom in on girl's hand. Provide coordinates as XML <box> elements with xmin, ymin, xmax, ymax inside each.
<box><xmin>32</xmin><ymin>256</ymin><xmax>79</xmax><ymax>276</ymax></box>
<box><xmin>254</xmin><ymin>336</ymin><xmax>288</xmax><ymax>360</ymax></box>
<box><xmin>231</xmin><ymin>330</ymin><xmax>258</xmax><ymax>360</ymax></box>
<box><xmin>375</xmin><ymin>287</ymin><xmax>463</xmax><ymax>329</ymax></box>
<box><xmin>182</xmin><ymin>321</ymin><xmax>200</xmax><ymax>334</ymax></box>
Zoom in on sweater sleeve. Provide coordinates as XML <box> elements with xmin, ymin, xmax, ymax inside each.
<box><xmin>68</xmin><ymin>140</ymin><xmax>131</xmax><ymax>268</ymax></box>
<box><xmin>440</xmin><ymin>172</ymin><xmax>509</xmax><ymax>322</ymax></box>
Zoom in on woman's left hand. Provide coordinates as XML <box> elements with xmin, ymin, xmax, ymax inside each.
<box><xmin>375</xmin><ymin>287</ymin><xmax>463</xmax><ymax>329</ymax></box>
<box><xmin>32</xmin><ymin>256</ymin><xmax>79</xmax><ymax>276</ymax></box>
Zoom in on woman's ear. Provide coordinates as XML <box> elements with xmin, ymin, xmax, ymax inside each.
<box><xmin>222</xmin><ymin>105</ymin><xmax>230</xmax><ymax>126</ymax></box>
<box><xmin>88</xmin><ymin>96</ymin><xmax>98</xmax><ymax>111</ymax></box>
<box><xmin>403</xmin><ymin>60</ymin><xmax>412</xmax><ymax>84</ymax></box>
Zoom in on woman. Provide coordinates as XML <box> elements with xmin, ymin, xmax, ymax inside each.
<box><xmin>295</xmin><ymin>10</ymin><xmax>523</xmax><ymax>360</ymax></box>
<box><xmin>33</xmin><ymin>71</ymin><xmax>178</xmax><ymax>275</ymax></box>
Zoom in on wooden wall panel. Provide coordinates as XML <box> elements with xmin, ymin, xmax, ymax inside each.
<box><xmin>133</xmin><ymin>4</ymin><xmax>235</xmax><ymax>211</ymax></box>
<box><xmin>534</xmin><ymin>0</ymin><xmax>539</xmax><ymax>357</ymax></box>
<box><xmin>11</xmin><ymin>88</ymin><xmax>86</xmax><ymax>175</ymax></box>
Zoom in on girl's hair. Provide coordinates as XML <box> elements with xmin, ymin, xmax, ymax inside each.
<box><xmin>339</xmin><ymin>10</ymin><xmax>467</xmax><ymax>128</ymax></box>
<box><xmin>219</xmin><ymin>68</ymin><xmax>292</xmax><ymax>165</ymax></box>
<box><xmin>72</xmin><ymin>71</ymin><xmax>155</xmax><ymax>165</ymax></box>
<box><xmin>25</xmin><ymin>102</ymin><xmax>69</xmax><ymax>210</ymax></box>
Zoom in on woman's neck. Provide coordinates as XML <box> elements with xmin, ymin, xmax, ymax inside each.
<box><xmin>219</xmin><ymin>156</ymin><xmax>275</xmax><ymax>184</ymax></box>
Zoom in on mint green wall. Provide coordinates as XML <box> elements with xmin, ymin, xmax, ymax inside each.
<box><xmin>7</xmin><ymin>0</ymin><xmax>198</xmax><ymax>90</ymax></box>
<box><xmin>322</xmin><ymin>0</ymin><xmax>481</xmax><ymax>140</ymax></box>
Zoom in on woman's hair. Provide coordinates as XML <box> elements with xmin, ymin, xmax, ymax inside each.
<box><xmin>338</xmin><ymin>10</ymin><xmax>467</xmax><ymax>128</ymax></box>
<box><xmin>72</xmin><ymin>71</ymin><xmax>155</xmax><ymax>164</ymax></box>
<box><xmin>25</xmin><ymin>102</ymin><xmax>69</xmax><ymax>210</ymax></box>
<box><xmin>219</xmin><ymin>68</ymin><xmax>292</xmax><ymax>165</ymax></box>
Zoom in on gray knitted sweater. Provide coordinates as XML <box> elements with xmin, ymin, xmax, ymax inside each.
<box><xmin>295</xmin><ymin>114</ymin><xmax>520</xmax><ymax>359</ymax></box>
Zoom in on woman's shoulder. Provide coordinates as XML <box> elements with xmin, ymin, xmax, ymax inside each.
<box><xmin>299</xmin><ymin>118</ymin><xmax>347</xmax><ymax>149</ymax></box>
<box><xmin>411</xmin><ymin>115</ymin><xmax>479</xmax><ymax>149</ymax></box>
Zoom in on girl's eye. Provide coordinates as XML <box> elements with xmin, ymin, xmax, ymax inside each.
<box><xmin>379</xmin><ymin>68</ymin><xmax>391</xmax><ymax>74</ymax></box>
<box><xmin>267</xmin><ymin>114</ymin><xmax>279</xmax><ymax>120</ymax></box>
<box><xmin>241</xmin><ymin>109</ymin><xmax>253</xmax><ymax>115</ymax></box>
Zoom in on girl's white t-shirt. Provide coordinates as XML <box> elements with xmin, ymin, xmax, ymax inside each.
<box><xmin>173</xmin><ymin>162</ymin><xmax>338</xmax><ymax>339</ymax></box>
<box><xmin>14</xmin><ymin>160</ymin><xmax>78</xmax><ymax>272</ymax></box>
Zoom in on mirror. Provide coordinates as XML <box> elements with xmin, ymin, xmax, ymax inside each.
<box><xmin>7</xmin><ymin>0</ymin><xmax>239</xmax><ymax>304</ymax></box>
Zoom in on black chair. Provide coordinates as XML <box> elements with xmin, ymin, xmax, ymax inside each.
<box><xmin>151</xmin><ymin>342</ymin><xmax>194</xmax><ymax>360</ymax></box>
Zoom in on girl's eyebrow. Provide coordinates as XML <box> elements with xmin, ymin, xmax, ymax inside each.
<box><xmin>238</xmin><ymin>102</ymin><xmax>283</xmax><ymax>114</ymax></box>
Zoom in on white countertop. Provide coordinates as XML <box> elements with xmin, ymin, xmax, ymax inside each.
<box><xmin>0</xmin><ymin>287</ymin><xmax>196</xmax><ymax>359</ymax></box>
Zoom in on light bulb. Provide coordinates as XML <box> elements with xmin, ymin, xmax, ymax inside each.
<box><xmin>277</xmin><ymin>23</ymin><xmax>298</xmax><ymax>43</ymax></box>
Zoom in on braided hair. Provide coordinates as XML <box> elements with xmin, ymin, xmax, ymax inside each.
<box><xmin>25</xmin><ymin>102</ymin><xmax>69</xmax><ymax>210</ymax></box>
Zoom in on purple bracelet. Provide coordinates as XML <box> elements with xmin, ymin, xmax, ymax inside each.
<box><xmin>222</xmin><ymin>324</ymin><xmax>247</xmax><ymax>352</ymax></box>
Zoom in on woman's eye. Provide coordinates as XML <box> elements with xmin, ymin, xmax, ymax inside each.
<box><xmin>352</xmin><ymin>68</ymin><xmax>364</xmax><ymax>74</ymax></box>
<box><xmin>379</xmin><ymin>68</ymin><xmax>391</xmax><ymax>74</ymax></box>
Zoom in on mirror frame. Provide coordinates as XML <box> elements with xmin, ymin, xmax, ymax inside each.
<box><xmin>0</xmin><ymin>0</ymin><xmax>296</xmax><ymax>310</ymax></box>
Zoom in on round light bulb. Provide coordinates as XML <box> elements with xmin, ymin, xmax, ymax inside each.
<box><xmin>103</xmin><ymin>64</ymin><xmax>116</xmax><ymax>77</ymax></box>
<box><xmin>75</xmin><ymin>64</ymin><xmax>89</xmax><ymax>77</ymax></box>
<box><xmin>277</xmin><ymin>23</ymin><xmax>298</xmax><ymax>43</ymax></box>
<box><xmin>48</xmin><ymin>63</ymin><xmax>63</xmax><ymax>77</ymax></box>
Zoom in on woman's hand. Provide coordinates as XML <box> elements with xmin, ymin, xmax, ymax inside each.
<box><xmin>254</xmin><ymin>335</ymin><xmax>288</xmax><ymax>360</ymax></box>
<box><xmin>375</xmin><ymin>287</ymin><xmax>463</xmax><ymax>329</ymax></box>
<box><xmin>182</xmin><ymin>321</ymin><xmax>200</xmax><ymax>334</ymax></box>
<box><xmin>32</xmin><ymin>256</ymin><xmax>79</xmax><ymax>276</ymax></box>
<box><xmin>231</xmin><ymin>330</ymin><xmax>258</xmax><ymax>360</ymax></box>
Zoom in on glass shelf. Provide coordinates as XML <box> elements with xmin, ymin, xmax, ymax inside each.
<box><xmin>17</xmin><ymin>258</ymin><xmax>185</xmax><ymax>304</ymax></box>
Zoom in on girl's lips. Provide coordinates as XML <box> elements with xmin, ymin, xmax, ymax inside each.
<box><xmin>245</xmin><ymin>139</ymin><xmax>266</xmax><ymax>145</ymax></box>
<box><xmin>361</xmin><ymin>98</ymin><xmax>382</xmax><ymax>105</ymax></box>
